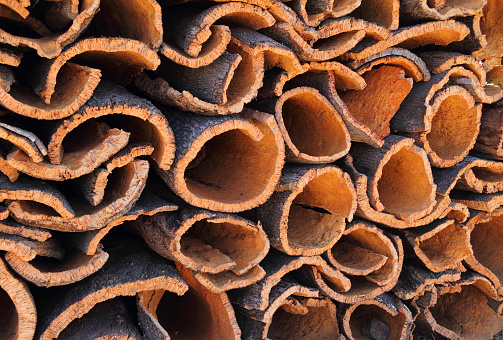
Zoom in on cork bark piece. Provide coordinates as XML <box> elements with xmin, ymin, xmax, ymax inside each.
<box><xmin>157</xmin><ymin>108</ymin><xmax>283</xmax><ymax>212</ymax></box>
<box><xmin>402</xmin><ymin>218</ymin><xmax>472</xmax><ymax>273</ymax></box>
<box><xmin>7</xmin><ymin>125</ymin><xmax>130</xmax><ymax>181</ymax></box>
<box><xmin>0</xmin><ymin>232</ymin><xmax>63</xmax><ymax>261</ymax></box>
<box><xmin>0</xmin><ymin>152</ymin><xmax>18</xmax><ymax>182</ymax></box>
<box><xmin>347</xmin><ymin>47</ymin><xmax>431</xmax><ymax>82</ymax></box>
<box><xmin>134</xmin><ymin>209</ymin><xmax>269</xmax><ymax>278</ymax></box>
<box><xmin>33</xmin><ymin>38</ymin><xmax>160</xmax><ymax>105</ymax></box>
<box><xmin>56</xmin><ymin>297</ymin><xmax>142</xmax><ymax>340</ymax></box>
<box><xmin>137</xmin><ymin>264</ymin><xmax>241</xmax><ymax>339</ymax></box>
<box><xmin>450</xmin><ymin>190</ymin><xmax>503</xmax><ymax>212</ymax></box>
<box><xmin>339</xmin><ymin>293</ymin><xmax>413</xmax><ymax>340</ymax></box>
<box><xmin>0</xmin><ymin>0</ymin><xmax>30</xmax><ymax>18</ymax></box>
<box><xmin>87</xmin><ymin>0</ymin><xmax>163</xmax><ymax>49</ymax></box>
<box><xmin>193</xmin><ymin>264</ymin><xmax>266</xmax><ymax>293</ymax></box>
<box><xmin>0</xmin><ymin>47</ymin><xmax>22</xmax><ymax>66</ymax></box>
<box><xmin>415</xmin><ymin>272</ymin><xmax>503</xmax><ymax>339</ymax></box>
<box><xmin>136</xmin><ymin>36</ymin><xmax>264</xmax><ymax>116</ymax></box>
<box><xmin>0</xmin><ymin>121</ymin><xmax>47</xmax><ymax>163</ymax></box>
<box><xmin>340</xmin><ymin>65</ymin><xmax>413</xmax><ymax>139</ymax></box>
<box><xmin>255</xmin><ymin>164</ymin><xmax>356</xmax><ymax>256</ymax></box>
<box><xmin>350</xmin><ymin>135</ymin><xmax>437</xmax><ymax>223</ymax></box>
<box><xmin>75</xmin><ymin>143</ymin><xmax>154</xmax><ymax>206</ymax></box>
<box><xmin>42</xmin><ymin>0</ymin><xmax>80</xmax><ymax>31</ymax></box>
<box><xmin>46</xmin><ymin>81</ymin><xmax>174</xmax><ymax>170</ymax></box>
<box><xmin>326</xmin><ymin>220</ymin><xmax>400</xmax><ymax>287</ymax></box>
<box><xmin>236</xmin><ymin>286</ymin><xmax>341</xmax><ymax>340</ymax></box>
<box><xmin>432</xmin><ymin>155</ymin><xmax>503</xmax><ymax>195</ymax></box>
<box><xmin>341</xmin><ymin>20</ymin><xmax>470</xmax><ymax>61</ymax></box>
<box><xmin>8</xmin><ymin>159</ymin><xmax>149</xmax><ymax>231</ymax></box>
<box><xmin>289</xmin><ymin>0</ymin><xmax>362</xmax><ymax>27</ymax></box>
<box><xmin>0</xmin><ymin>0</ymin><xmax>99</xmax><ymax>58</ymax></box>
<box><xmin>472</xmin><ymin>0</ymin><xmax>503</xmax><ymax>60</ymax></box>
<box><xmin>475</xmin><ymin>99</ymin><xmax>503</xmax><ymax>159</ymax></box>
<box><xmin>0</xmin><ymin>218</ymin><xmax>52</xmax><ymax>242</ymax></box>
<box><xmin>351</xmin><ymin>0</ymin><xmax>399</xmax><ymax>30</ymax></box>
<box><xmin>64</xmin><ymin>186</ymin><xmax>178</xmax><ymax>255</ymax></box>
<box><xmin>35</xmin><ymin>232</ymin><xmax>189</xmax><ymax>340</ymax></box>
<box><xmin>164</xmin><ymin>2</ymin><xmax>275</xmax><ymax>58</ymax></box>
<box><xmin>4</xmin><ymin>245</ymin><xmax>108</xmax><ymax>287</ymax></box>
<box><xmin>391</xmin><ymin>69</ymin><xmax>482</xmax><ymax>168</ymax></box>
<box><xmin>262</xmin><ymin>17</ymin><xmax>390</xmax><ymax>62</ymax></box>
<box><xmin>400</xmin><ymin>0</ymin><xmax>486</xmax><ymax>22</ymax></box>
<box><xmin>0</xmin><ymin>62</ymin><xmax>101</xmax><ymax>120</ymax></box>
<box><xmin>0</xmin><ymin>256</ymin><xmax>36</xmax><ymax>340</ymax></box>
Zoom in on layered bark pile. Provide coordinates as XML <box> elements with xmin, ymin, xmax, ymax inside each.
<box><xmin>2</xmin><ymin>0</ymin><xmax>503</xmax><ymax>339</ymax></box>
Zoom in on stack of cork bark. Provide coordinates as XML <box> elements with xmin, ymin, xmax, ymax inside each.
<box><xmin>2</xmin><ymin>0</ymin><xmax>503</xmax><ymax>339</ymax></box>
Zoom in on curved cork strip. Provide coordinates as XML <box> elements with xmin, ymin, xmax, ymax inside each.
<box><xmin>8</xmin><ymin>159</ymin><xmax>149</xmax><ymax>231</ymax></box>
<box><xmin>400</xmin><ymin>0</ymin><xmax>486</xmax><ymax>22</ymax></box>
<box><xmin>0</xmin><ymin>0</ymin><xmax>29</xmax><ymax>18</ymax></box>
<box><xmin>136</xmin><ymin>36</ymin><xmax>264</xmax><ymax>115</ymax></box>
<box><xmin>472</xmin><ymin>0</ymin><xmax>503</xmax><ymax>60</ymax></box>
<box><xmin>164</xmin><ymin>2</ymin><xmax>275</xmax><ymax>58</ymax></box>
<box><xmin>87</xmin><ymin>0</ymin><xmax>163</xmax><ymax>49</ymax></box>
<box><xmin>416</xmin><ymin>272</ymin><xmax>503</xmax><ymax>339</ymax></box>
<box><xmin>432</xmin><ymin>155</ymin><xmax>503</xmax><ymax>195</ymax></box>
<box><xmin>236</xmin><ymin>286</ymin><xmax>341</xmax><ymax>340</ymax></box>
<box><xmin>0</xmin><ymin>233</ymin><xmax>63</xmax><ymax>262</ymax></box>
<box><xmin>340</xmin><ymin>293</ymin><xmax>413</xmax><ymax>340</ymax></box>
<box><xmin>475</xmin><ymin>99</ymin><xmax>503</xmax><ymax>159</ymax></box>
<box><xmin>229</xmin><ymin>249</ymin><xmax>350</xmax><ymax>310</ymax></box>
<box><xmin>75</xmin><ymin>143</ymin><xmax>154</xmax><ymax>206</ymax></box>
<box><xmin>256</xmin><ymin>164</ymin><xmax>356</xmax><ymax>256</ymax></box>
<box><xmin>0</xmin><ymin>62</ymin><xmax>101</xmax><ymax>120</ymax></box>
<box><xmin>46</xmin><ymin>81</ymin><xmax>174</xmax><ymax>170</ymax></box>
<box><xmin>35</xmin><ymin>232</ymin><xmax>189</xmax><ymax>340</ymax></box>
<box><xmin>256</xmin><ymin>87</ymin><xmax>350</xmax><ymax>163</ymax></box>
<box><xmin>347</xmin><ymin>47</ymin><xmax>431</xmax><ymax>82</ymax></box>
<box><xmin>157</xmin><ymin>108</ymin><xmax>284</xmax><ymax>212</ymax></box>
<box><xmin>289</xmin><ymin>0</ymin><xmax>362</xmax><ymax>27</ymax></box>
<box><xmin>56</xmin><ymin>297</ymin><xmax>142</xmax><ymax>340</ymax></box>
<box><xmin>193</xmin><ymin>264</ymin><xmax>266</xmax><ymax>293</ymax></box>
<box><xmin>0</xmin><ymin>121</ymin><xmax>47</xmax><ymax>163</ymax></box>
<box><xmin>351</xmin><ymin>0</ymin><xmax>399</xmax><ymax>30</ymax></box>
<box><xmin>0</xmin><ymin>256</ymin><xmax>36</xmax><ymax>340</ymax></box>
<box><xmin>4</xmin><ymin>245</ymin><xmax>108</xmax><ymax>287</ymax></box>
<box><xmin>391</xmin><ymin>69</ymin><xmax>482</xmax><ymax>168</ymax></box>
<box><xmin>0</xmin><ymin>152</ymin><xmax>18</xmax><ymax>182</ymax></box>
<box><xmin>137</xmin><ymin>264</ymin><xmax>241</xmax><ymax>339</ymax></box>
<box><xmin>33</xmin><ymin>38</ymin><xmax>160</xmax><ymax>104</ymax></box>
<box><xmin>0</xmin><ymin>47</ymin><xmax>22</xmax><ymax>66</ymax></box>
<box><xmin>134</xmin><ymin>209</ymin><xmax>269</xmax><ymax>279</ymax></box>
<box><xmin>0</xmin><ymin>218</ymin><xmax>52</xmax><ymax>242</ymax></box>
<box><xmin>326</xmin><ymin>220</ymin><xmax>400</xmax><ymax>288</ymax></box>
<box><xmin>0</xmin><ymin>0</ymin><xmax>99</xmax><ymax>58</ymax></box>
<box><xmin>350</xmin><ymin>135</ymin><xmax>437</xmax><ymax>223</ymax></box>
<box><xmin>340</xmin><ymin>65</ymin><xmax>413</xmax><ymax>139</ymax></box>
<box><xmin>341</xmin><ymin>20</ymin><xmax>470</xmax><ymax>61</ymax></box>
<box><xmin>262</xmin><ymin>17</ymin><xmax>389</xmax><ymax>62</ymax></box>
<box><xmin>402</xmin><ymin>218</ymin><xmax>472</xmax><ymax>273</ymax></box>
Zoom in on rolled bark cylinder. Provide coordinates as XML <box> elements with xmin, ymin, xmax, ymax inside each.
<box><xmin>35</xmin><ymin>231</ymin><xmax>189</xmax><ymax>340</ymax></box>
<box><xmin>400</xmin><ymin>0</ymin><xmax>486</xmax><ymax>22</ymax></box>
<box><xmin>256</xmin><ymin>86</ymin><xmax>351</xmax><ymax>163</ymax></box>
<box><xmin>402</xmin><ymin>218</ymin><xmax>472</xmax><ymax>272</ymax></box>
<box><xmin>339</xmin><ymin>293</ymin><xmax>413</xmax><ymax>340</ymax></box>
<box><xmin>235</xmin><ymin>282</ymin><xmax>341</xmax><ymax>340</ymax></box>
<box><xmin>350</xmin><ymin>135</ymin><xmax>437</xmax><ymax>223</ymax></box>
<box><xmin>4</xmin><ymin>245</ymin><xmax>108</xmax><ymax>287</ymax></box>
<box><xmin>157</xmin><ymin>107</ymin><xmax>283</xmax><ymax>212</ymax></box>
<box><xmin>56</xmin><ymin>297</ymin><xmax>143</xmax><ymax>340</ymax></box>
<box><xmin>340</xmin><ymin>65</ymin><xmax>413</xmax><ymax>139</ymax></box>
<box><xmin>0</xmin><ymin>256</ymin><xmax>36</xmax><ymax>340</ymax></box>
<box><xmin>340</xmin><ymin>20</ymin><xmax>470</xmax><ymax>61</ymax></box>
<box><xmin>472</xmin><ymin>0</ymin><xmax>503</xmax><ymax>60</ymax></box>
<box><xmin>0</xmin><ymin>0</ymin><xmax>99</xmax><ymax>58</ymax></box>
<box><xmin>256</xmin><ymin>164</ymin><xmax>356</xmax><ymax>256</ymax></box>
<box><xmin>133</xmin><ymin>208</ymin><xmax>269</xmax><ymax>290</ymax></box>
<box><xmin>289</xmin><ymin>0</ymin><xmax>362</xmax><ymax>27</ymax></box>
<box><xmin>137</xmin><ymin>264</ymin><xmax>241</xmax><ymax>339</ymax></box>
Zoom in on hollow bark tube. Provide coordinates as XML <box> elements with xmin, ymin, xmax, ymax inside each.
<box><xmin>137</xmin><ymin>264</ymin><xmax>241</xmax><ymax>340</ymax></box>
<box><xmin>157</xmin><ymin>107</ymin><xmax>284</xmax><ymax>212</ymax></box>
<box><xmin>257</xmin><ymin>86</ymin><xmax>351</xmax><ymax>163</ymax></box>
<box><xmin>350</xmin><ymin>135</ymin><xmax>437</xmax><ymax>223</ymax></box>
<box><xmin>256</xmin><ymin>164</ymin><xmax>356</xmax><ymax>256</ymax></box>
<box><xmin>473</xmin><ymin>0</ymin><xmax>503</xmax><ymax>60</ymax></box>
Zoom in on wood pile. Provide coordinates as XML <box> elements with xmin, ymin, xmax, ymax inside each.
<box><xmin>2</xmin><ymin>0</ymin><xmax>503</xmax><ymax>339</ymax></box>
